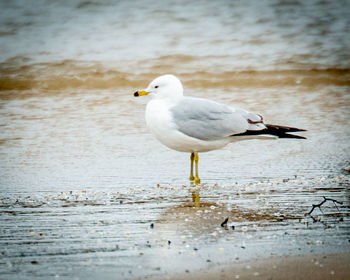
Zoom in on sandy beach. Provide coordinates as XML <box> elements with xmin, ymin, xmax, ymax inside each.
<box><xmin>151</xmin><ymin>253</ymin><xmax>350</xmax><ymax>280</ymax></box>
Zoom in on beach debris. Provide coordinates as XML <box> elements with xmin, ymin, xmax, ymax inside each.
<box><xmin>218</xmin><ymin>247</ymin><xmax>224</xmax><ymax>252</ymax></box>
<box><xmin>220</xmin><ymin>217</ymin><xmax>229</xmax><ymax>227</ymax></box>
<box><xmin>306</xmin><ymin>196</ymin><xmax>343</xmax><ymax>216</ymax></box>
<box><xmin>31</xmin><ymin>260</ymin><xmax>38</xmax><ymax>265</ymax></box>
<box><xmin>150</xmin><ymin>223</ymin><xmax>154</xmax><ymax>229</ymax></box>
<box><xmin>168</xmin><ymin>240</ymin><xmax>171</xmax><ymax>245</ymax></box>
<box><xmin>341</xmin><ymin>162</ymin><xmax>350</xmax><ymax>174</ymax></box>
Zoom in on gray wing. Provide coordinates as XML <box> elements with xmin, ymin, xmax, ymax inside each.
<box><xmin>170</xmin><ymin>97</ymin><xmax>265</xmax><ymax>141</ymax></box>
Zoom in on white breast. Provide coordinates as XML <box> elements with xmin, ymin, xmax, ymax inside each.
<box><xmin>145</xmin><ymin>99</ymin><xmax>174</xmax><ymax>143</ymax></box>
<box><xmin>145</xmin><ymin>99</ymin><xmax>230</xmax><ymax>153</ymax></box>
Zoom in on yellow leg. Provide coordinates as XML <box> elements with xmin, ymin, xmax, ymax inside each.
<box><xmin>189</xmin><ymin>152</ymin><xmax>195</xmax><ymax>181</ymax></box>
<box><xmin>194</xmin><ymin>152</ymin><xmax>200</xmax><ymax>184</ymax></box>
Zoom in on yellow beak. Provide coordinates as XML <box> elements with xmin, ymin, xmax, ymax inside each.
<box><xmin>134</xmin><ymin>90</ymin><xmax>150</xmax><ymax>97</ymax></box>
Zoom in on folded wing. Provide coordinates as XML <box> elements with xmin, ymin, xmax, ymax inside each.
<box><xmin>170</xmin><ymin>97</ymin><xmax>266</xmax><ymax>141</ymax></box>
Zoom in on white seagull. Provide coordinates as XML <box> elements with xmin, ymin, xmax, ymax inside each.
<box><xmin>134</xmin><ymin>74</ymin><xmax>306</xmax><ymax>184</ymax></box>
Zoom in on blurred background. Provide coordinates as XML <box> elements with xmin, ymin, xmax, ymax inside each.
<box><xmin>0</xmin><ymin>0</ymin><xmax>349</xmax><ymax>279</ymax></box>
<box><xmin>0</xmin><ymin>0</ymin><xmax>349</xmax><ymax>190</ymax></box>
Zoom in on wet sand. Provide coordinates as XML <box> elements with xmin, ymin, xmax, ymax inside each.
<box><xmin>150</xmin><ymin>252</ymin><xmax>350</xmax><ymax>280</ymax></box>
<box><xmin>1</xmin><ymin>71</ymin><xmax>349</xmax><ymax>279</ymax></box>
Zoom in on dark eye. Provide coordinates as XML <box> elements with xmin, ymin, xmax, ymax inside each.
<box><xmin>155</xmin><ymin>85</ymin><xmax>159</xmax><ymax>88</ymax></box>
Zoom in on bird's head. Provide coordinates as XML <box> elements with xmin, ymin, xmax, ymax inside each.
<box><xmin>133</xmin><ymin>74</ymin><xmax>184</xmax><ymax>100</ymax></box>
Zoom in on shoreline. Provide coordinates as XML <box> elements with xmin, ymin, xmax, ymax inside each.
<box><xmin>148</xmin><ymin>252</ymin><xmax>350</xmax><ymax>280</ymax></box>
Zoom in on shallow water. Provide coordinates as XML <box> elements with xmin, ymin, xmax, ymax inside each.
<box><xmin>1</xmin><ymin>0</ymin><xmax>350</xmax><ymax>279</ymax></box>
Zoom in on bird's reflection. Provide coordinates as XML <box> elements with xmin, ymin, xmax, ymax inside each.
<box><xmin>190</xmin><ymin>183</ymin><xmax>201</xmax><ymax>207</ymax></box>
<box><xmin>191</xmin><ymin>188</ymin><xmax>201</xmax><ymax>207</ymax></box>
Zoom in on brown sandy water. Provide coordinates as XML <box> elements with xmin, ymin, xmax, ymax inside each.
<box><xmin>1</xmin><ymin>0</ymin><xmax>350</xmax><ymax>279</ymax></box>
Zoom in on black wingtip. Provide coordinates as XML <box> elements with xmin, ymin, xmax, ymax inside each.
<box><xmin>266</xmin><ymin>124</ymin><xmax>306</xmax><ymax>133</ymax></box>
<box><xmin>232</xmin><ymin>124</ymin><xmax>307</xmax><ymax>139</ymax></box>
<box><xmin>279</xmin><ymin>133</ymin><xmax>307</xmax><ymax>139</ymax></box>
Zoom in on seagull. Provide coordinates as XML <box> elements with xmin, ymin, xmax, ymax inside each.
<box><xmin>134</xmin><ymin>74</ymin><xmax>306</xmax><ymax>184</ymax></box>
